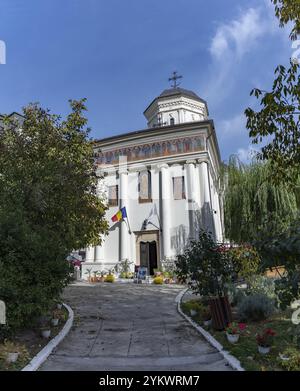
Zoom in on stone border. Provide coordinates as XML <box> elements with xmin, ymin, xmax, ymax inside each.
<box><xmin>22</xmin><ymin>303</ymin><xmax>74</xmax><ymax>371</ymax></box>
<box><xmin>176</xmin><ymin>288</ymin><xmax>245</xmax><ymax>372</ymax></box>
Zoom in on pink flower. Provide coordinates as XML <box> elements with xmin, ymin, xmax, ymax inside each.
<box><xmin>238</xmin><ymin>323</ymin><xmax>247</xmax><ymax>331</ymax></box>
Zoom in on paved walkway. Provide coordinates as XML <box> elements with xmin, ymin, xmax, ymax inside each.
<box><xmin>41</xmin><ymin>283</ymin><xmax>231</xmax><ymax>371</ymax></box>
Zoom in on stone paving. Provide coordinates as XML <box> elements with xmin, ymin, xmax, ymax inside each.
<box><xmin>41</xmin><ymin>283</ymin><xmax>232</xmax><ymax>371</ymax></box>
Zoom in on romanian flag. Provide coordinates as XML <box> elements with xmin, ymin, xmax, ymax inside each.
<box><xmin>111</xmin><ymin>207</ymin><xmax>127</xmax><ymax>222</ymax></box>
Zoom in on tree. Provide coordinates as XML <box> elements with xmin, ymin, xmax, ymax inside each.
<box><xmin>245</xmin><ymin>0</ymin><xmax>300</xmax><ymax>183</ymax></box>
<box><xmin>223</xmin><ymin>156</ymin><xmax>298</xmax><ymax>243</ymax></box>
<box><xmin>271</xmin><ymin>0</ymin><xmax>300</xmax><ymax>40</ymax></box>
<box><xmin>0</xmin><ymin>100</ymin><xmax>108</xmax><ymax>332</ymax></box>
<box><xmin>245</xmin><ymin>62</ymin><xmax>300</xmax><ymax>183</ymax></box>
<box><xmin>175</xmin><ymin>230</ymin><xmax>233</xmax><ymax>297</ymax></box>
<box><xmin>254</xmin><ymin>217</ymin><xmax>300</xmax><ymax>309</ymax></box>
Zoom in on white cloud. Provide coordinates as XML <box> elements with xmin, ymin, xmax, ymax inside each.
<box><xmin>210</xmin><ymin>8</ymin><xmax>267</xmax><ymax>61</ymax></box>
<box><xmin>237</xmin><ymin>145</ymin><xmax>259</xmax><ymax>163</ymax></box>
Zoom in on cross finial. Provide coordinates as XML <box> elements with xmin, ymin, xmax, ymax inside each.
<box><xmin>168</xmin><ymin>71</ymin><xmax>183</xmax><ymax>88</ymax></box>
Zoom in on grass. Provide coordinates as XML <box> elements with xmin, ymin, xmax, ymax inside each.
<box><xmin>181</xmin><ymin>299</ymin><xmax>299</xmax><ymax>371</ymax></box>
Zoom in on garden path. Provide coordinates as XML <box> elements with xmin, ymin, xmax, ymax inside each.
<box><xmin>41</xmin><ymin>283</ymin><xmax>232</xmax><ymax>371</ymax></box>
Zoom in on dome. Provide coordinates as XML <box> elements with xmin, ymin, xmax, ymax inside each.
<box><xmin>144</xmin><ymin>87</ymin><xmax>209</xmax><ymax>128</ymax></box>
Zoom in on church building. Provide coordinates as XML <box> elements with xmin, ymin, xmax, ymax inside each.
<box><xmin>82</xmin><ymin>76</ymin><xmax>224</xmax><ymax>278</ymax></box>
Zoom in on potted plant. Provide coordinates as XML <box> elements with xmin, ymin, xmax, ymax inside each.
<box><xmin>1</xmin><ymin>340</ymin><xmax>21</xmax><ymax>363</ymax></box>
<box><xmin>40</xmin><ymin>326</ymin><xmax>51</xmax><ymax>339</ymax></box>
<box><xmin>51</xmin><ymin>309</ymin><xmax>61</xmax><ymax>326</ymax></box>
<box><xmin>256</xmin><ymin>328</ymin><xmax>276</xmax><ymax>354</ymax></box>
<box><xmin>0</xmin><ymin>340</ymin><xmax>30</xmax><ymax>365</ymax></box>
<box><xmin>85</xmin><ymin>268</ymin><xmax>92</xmax><ymax>283</ymax></box>
<box><xmin>201</xmin><ymin>307</ymin><xmax>212</xmax><ymax>327</ymax></box>
<box><xmin>91</xmin><ymin>270</ymin><xmax>99</xmax><ymax>283</ymax></box>
<box><xmin>225</xmin><ymin>322</ymin><xmax>246</xmax><ymax>344</ymax></box>
<box><xmin>175</xmin><ymin>231</ymin><xmax>233</xmax><ymax>330</ymax></box>
<box><xmin>105</xmin><ymin>273</ymin><xmax>115</xmax><ymax>283</ymax></box>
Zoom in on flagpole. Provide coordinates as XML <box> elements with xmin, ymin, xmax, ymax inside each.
<box><xmin>125</xmin><ymin>217</ymin><xmax>132</xmax><ymax>235</ymax></box>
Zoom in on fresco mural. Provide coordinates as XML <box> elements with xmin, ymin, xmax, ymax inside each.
<box><xmin>95</xmin><ymin>135</ymin><xmax>205</xmax><ymax>165</ymax></box>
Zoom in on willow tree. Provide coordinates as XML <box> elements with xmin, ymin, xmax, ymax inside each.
<box><xmin>224</xmin><ymin>156</ymin><xmax>299</xmax><ymax>244</ymax></box>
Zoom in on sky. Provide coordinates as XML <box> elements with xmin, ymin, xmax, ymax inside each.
<box><xmin>0</xmin><ymin>0</ymin><xmax>293</xmax><ymax>162</ymax></box>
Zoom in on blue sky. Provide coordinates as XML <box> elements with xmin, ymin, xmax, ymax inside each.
<box><xmin>0</xmin><ymin>0</ymin><xmax>292</xmax><ymax>162</ymax></box>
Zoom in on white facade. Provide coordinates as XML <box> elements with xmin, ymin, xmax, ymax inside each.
<box><xmin>81</xmin><ymin>88</ymin><xmax>223</xmax><ymax>278</ymax></box>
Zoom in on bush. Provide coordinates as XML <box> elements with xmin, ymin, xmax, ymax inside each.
<box><xmin>175</xmin><ymin>230</ymin><xmax>233</xmax><ymax>297</ymax></box>
<box><xmin>226</xmin><ymin>282</ymin><xmax>246</xmax><ymax>307</ymax></box>
<box><xmin>104</xmin><ymin>274</ymin><xmax>115</xmax><ymax>283</ymax></box>
<box><xmin>237</xmin><ymin>294</ymin><xmax>275</xmax><ymax>321</ymax></box>
<box><xmin>153</xmin><ymin>276</ymin><xmax>164</xmax><ymax>285</ymax></box>
<box><xmin>280</xmin><ymin>348</ymin><xmax>300</xmax><ymax>371</ymax></box>
<box><xmin>246</xmin><ymin>276</ymin><xmax>277</xmax><ymax>301</ymax></box>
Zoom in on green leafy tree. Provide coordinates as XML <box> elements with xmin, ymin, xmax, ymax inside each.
<box><xmin>254</xmin><ymin>218</ymin><xmax>300</xmax><ymax>309</ymax></box>
<box><xmin>0</xmin><ymin>100</ymin><xmax>108</xmax><ymax>332</ymax></box>
<box><xmin>223</xmin><ymin>156</ymin><xmax>298</xmax><ymax>243</ymax></box>
<box><xmin>271</xmin><ymin>0</ymin><xmax>300</xmax><ymax>40</ymax></box>
<box><xmin>245</xmin><ymin>1</ymin><xmax>300</xmax><ymax>183</ymax></box>
<box><xmin>175</xmin><ymin>230</ymin><xmax>233</xmax><ymax>297</ymax></box>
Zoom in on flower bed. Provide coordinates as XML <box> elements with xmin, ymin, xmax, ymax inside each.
<box><xmin>0</xmin><ymin>306</ymin><xmax>68</xmax><ymax>371</ymax></box>
<box><xmin>181</xmin><ymin>298</ymin><xmax>300</xmax><ymax>371</ymax></box>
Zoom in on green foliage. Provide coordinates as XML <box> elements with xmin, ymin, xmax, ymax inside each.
<box><xmin>0</xmin><ymin>100</ymin><xmax>108</xmax><ymax>332</ymax></box>
<box><xmin>224</xmin><ymin>156</ymin><xmax>298</xmax><ymax>243</ymax></box>
<box><xmin>271</xmin><ymin>0</ymin><xmax>300</xmax><ymax>40</ymax></box>
<box><xmin>246</xmin><ymin>276</ymin><xmax>278</xmax><ymax>302</ymax></box>
<box><xmin>225</xmin><ymin>282</ymin><xmax>246</xmax><ymax>307</ymax></box>
<box><xmin>254</xmin><ymin>218</ymin><xmax>300</xmax><ymax>309</ymax></box>
<box><xmin>228</xmin><ymin>245</ymin><xmax>261</xmax><ymax>279</ymax></box>
<box><xmin>245</xmin><ymin>62</ymin><xmax>300</xmax><ymax>184</ymax></box>
<box><xmin>175</xmin><ymin>230</ymin><xmax>233</xmax><ymax>297</ymax></box>
<box><xmin>280</xmin><ymin>347</ymin><xmax>300</xmax><ymax>371</ymax></box>
<box><xmin>237</xmin><ymin>294</ymin><xmax>276</xmax><ymax>322</ymax></box>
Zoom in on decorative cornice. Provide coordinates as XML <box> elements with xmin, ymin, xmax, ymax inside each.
<box><xmin>157</xmin><ymin>163</ymin><xmax>169</xmax><ymax>170</ymax></box>
<box><xmin>186</xmin><ymin>159</ymin><xmax>197</xmax><ymax>165</ymax></box>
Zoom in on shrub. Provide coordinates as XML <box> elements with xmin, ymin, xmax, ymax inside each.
<box><xmin>246</xmin><ymin>276</ymin><xmax>277</xmax><ymax>301</ymax></box>
<box><xmin>104</xmin><ymin>274</ymin><xmax>115</xmax><ymax>283</ymax></box>
<box><xmin>153</xmin><ymin>276</ymin><xmax>164</xmax><ymax>285</ymax></box>
<box><xmin>280</xmin><ymin>348</ymin><xmax>300</xmax><ymax>371</ymax></box>
<box><xmin>237</xmin><ymin>294</ymin><xmax>275</xmax><ymax>321</ymax></box>
<box><xmin>226</xmin><ymin>282</ymin><xmax>246</xmax><ymax>307</ymax></box>
<box><xmin>175</xmin><ymin>230</ymin><xmax>233</xmax><ymax>297</ymax></box>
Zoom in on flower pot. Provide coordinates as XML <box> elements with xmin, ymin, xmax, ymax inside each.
<box><xmin>6</xmin><ymin>352</ymin><xmax>19</xmax><ymax>363</ymax></box>
<box><xmin>226</xmin><ymin>332</ymin><xmax>240</xmax><ymax>344</ymax></box>
<box><xmin>203</xmin><ymin>319</ymin><xmax>212</xmax><ymax>327</ymax></box>
<box><xmin>190</xmin><ymin>309</ymin><xmax>197</xmax><ymax>316</ymax></box>
<box><xmin>56</xmin><ymin>303</ymin><xmax>62</xmax><ymax>310</ymax></box>
<box><xmin>258</xmin><ymin>345</ymin><xmax>270</xmax><ymax>354</ymax></box>
<box><xmin>41</xmin><ymin>329</ymin><xmax>51</xmax><ymax>339</ymax></box>
<box><xmin>51</xmin><ymin>318</ymin><xmax>59</xmax><ymax>326</ymax></box>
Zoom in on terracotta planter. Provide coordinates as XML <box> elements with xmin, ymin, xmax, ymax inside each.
<box><xmin>258</xmin><ymin>345</ymin><xmax>270</xmax><ymax>355</ymax></box>
<box><xmin>226</xmin><ymin>332</ymin><xmax>240</xmax><ymax>344</ymax></box>
<box><xmin>6</xmin><ymin>352</ymin><xmax>19</xmax><ymax>363</ymax></box>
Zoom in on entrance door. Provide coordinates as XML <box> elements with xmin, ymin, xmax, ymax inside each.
<box><xmin>139</xmin><ymin>241</ymin><xmax>158</xmax><ymax>275</ymax></box>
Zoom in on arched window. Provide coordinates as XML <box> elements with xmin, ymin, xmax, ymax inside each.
<box><xmin>139</xmin><ymin>170</ymin><xmax>152</xmax><ymax>203</ymax></box>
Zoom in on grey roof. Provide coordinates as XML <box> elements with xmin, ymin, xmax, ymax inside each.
<box><xmin>144</xmin><ymin>87</ymin><xmax>208</xmax><ymax>114</ymax></box>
